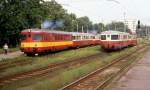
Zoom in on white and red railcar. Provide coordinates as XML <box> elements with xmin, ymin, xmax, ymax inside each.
<box><xmin>100</xmin><ymin>30</ymin><xmax>137</xmax><ymax>50</ymax></box>
<box><xmin>71</xmin><ymin>32</ymin><xmax>100</xmax><ymax>48</ymax></box>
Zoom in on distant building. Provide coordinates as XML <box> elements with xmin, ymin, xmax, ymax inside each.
<box><xmin>124</xmin><ymin>19</ymin><xmax>137</xmax><ymax>34</ymax></box>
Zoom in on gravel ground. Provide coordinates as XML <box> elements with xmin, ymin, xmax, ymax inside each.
<box><xmin>0</xmin><ymin>51</ymin><xmax>24</xmax><ymax>61</ymax></box>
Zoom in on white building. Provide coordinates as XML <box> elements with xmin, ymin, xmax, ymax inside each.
<box><xmin>124</xmin><ymin>19</ymin><xmax>137</xmax><ymax>34</ymax></box>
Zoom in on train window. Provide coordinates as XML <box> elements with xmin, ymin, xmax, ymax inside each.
<box><xmin>63</xmin><ymin>35</ymin><xmax>65</xmax><ymax>40</ymax></box>
<box><xmin>56</xmin><ymin>34</ymin><xmax>58</xmax><ymax>40</ymax></box>
<box><xmin>58</xmin><ymin>34</ymin><xmax>62</xmax><ymax>40</ymax></box>
<box><xmin>58</xmin><ymin>34</ymin><xmax>60</xmax><ymax>40</ymax></box>
<box><xmin>128</xmin><ymin>35</ymin><xmax>130</xmax><ymax>39</ymax></box>
<box><xmin>20</xmin><ymin>34</ymin><xmax>27</xmax><ymax>40</ymax></box>
<box><xmin>78</xmin><ymin>36</ymin><xmax>80</xmax><ymax>40</ymax></box>
<box><xmin>111</xmin><ymin>35</ymin><xmax>118</xmax><ymax>40</ymax></box>
<box><xmin>60</xmin><ymin>34</ymin><xmax>63</xmax><ymax>40</ymax></box>
<box><xmin>101</xmin><ymin>35</ymin><xmax>106</xmax><ymax>40</ymax></box>
<box><xmin>32</xmin><ymin>34</ymin><xmax>42</xmax><ymax>41</ymax></box>
<box><xmin>87</xmin><ymin>36</ymin><xmax>89</xmax><ymax>39</ymax></box>
<box><xmin>62</xmin><ymin>35</ymin><xmax>64</xmax><ymax>40</ymax></box>
<box><xmin>90</xmin><ymin>36</ymin><xmax>92</xmax><ymax>39</ymax></box>
<box><xmin>123</xmin><ymin>35</ymin><xmax>127</xmax><ymax>39</ymax></box>
<box><xmin>45</xmin><ymin>35</ymin><xmax>48</xmax><ymax>40</ymax></box>
<box><xmin>72</xmin><ymin>36</ymin><xmax>76</xmax><ymax>40</ymax></box>
<box><xmin>58</xmin><ymin>34</ymin><xmax>61</xmax><ymax>40</ymax></box>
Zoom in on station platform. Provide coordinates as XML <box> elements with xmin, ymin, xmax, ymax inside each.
<box><xmin>0</xmin><ymin>51</ymin><xmax>23</xmax><ymax>61</ymax></box>
<box><xmin>111</xmin><ymin>49</ymin><xmax>150</xmax><ymax>90</ymax></box>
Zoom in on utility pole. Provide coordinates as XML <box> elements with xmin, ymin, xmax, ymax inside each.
<box><xmin>101</xmin><ymin>25</ymin><xmax>103</xmax><ymax>32</ymax></box>
<box><xmin>82</xmin><ymin>26</ymin><xmax>84</xmax><ymax>33</ymax></box>
<box><xmin>86</xmin><ymin>25</ymin><xmax>88</xmax><ymax>33</ymax></box>
<box><xmin>77</xmin><ymin>23</ymin><xmax>78</xmax><ymax>32</ymax></box>
<box><xmin>146</xmin><ymin>25</ymin><xmax>148</xmax><ymax>37</ymax></box>
<box><xmin>123</xmin><ymin>12</ymin><xmax>126</xmax><ymax>32</ymax></box>
<box><xmin>115</xmin><ymin>23</ymin><xmax>117</xmax><ymax>31</ymax></box>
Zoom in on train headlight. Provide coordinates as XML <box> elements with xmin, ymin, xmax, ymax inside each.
<box><xmin>35</xmin><ymin>44</ymin><xmax>37</xmax><ymax>47</ymax></box>
<box><xmin>21</xmin><ymin>44</ymin><xmax>24</xmax><ymax>47</ymax></box>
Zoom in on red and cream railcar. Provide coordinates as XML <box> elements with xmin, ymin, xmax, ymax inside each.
<box><xmin>100</xmin><ymin>30</ymin><xmax>137</xmax><ymax>50</ymax></box>
<box><xmin>20</xmin><ymin>29</ymin><xmax>98</xmax><ymax>55</ymax></box>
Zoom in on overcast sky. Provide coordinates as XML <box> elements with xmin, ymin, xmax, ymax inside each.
<box><xmin>53</xmin><ymin>0</ymin><xmax>150</xmax><ymax>25</ymax></box>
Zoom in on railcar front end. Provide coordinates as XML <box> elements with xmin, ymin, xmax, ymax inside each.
<box><xmin>100</xmin><ymin>30</ymin><xmax>133</xmax><ymax>50</ymax></box>
<box><xmin>20</xmin><ymin>29</ymin><xmax>73</xmax><ymax>55</ymax></box>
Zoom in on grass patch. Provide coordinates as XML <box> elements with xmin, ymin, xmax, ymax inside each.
<box><xmin>0</xmin><ymin>46</ymin><xmax>101</xmax><ymax>78</ymax></box>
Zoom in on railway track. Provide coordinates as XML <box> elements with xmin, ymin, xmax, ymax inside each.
<box><xmin>0</xmin><ymin>52</ymin><xmax>108</xmax><ymax>86</ymax></box>
<box><xmin>0</xmin><ymin>46</ymin><xmax>98</xmax><ymax>71</ymax></box>
<box><xmin>59</xmin><ymin>45</ymin><xmax>149</xmax><ymax>90</ymax></box>
<box><xmin>0</xmin><ymin>59</ymin><xmax>33</xmax><ymax>71</ymax></box>
<box><xmin>0</xmin><ymin>51</ymin><xmax>59</xmax><ymax>71</ymax></box>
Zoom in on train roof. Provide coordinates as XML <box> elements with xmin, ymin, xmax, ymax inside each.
<box><xmin>22</xmin><ymin>29</ymin><xmax>71</xmax><ymax>34</ymax></box>
<box><xmin>101</xmin><ymin>30</ymin><xmax>129</xmax><ymax>35</ymax></box>
<box><xmin>70</xmin><ymin>32</ymin><xmax>95</xmax><ymax>36</ymax></box>
<box><xmin>22</xmin><ymin>29</ymin><xmax>95</xmax><ymax>36</ymax></box>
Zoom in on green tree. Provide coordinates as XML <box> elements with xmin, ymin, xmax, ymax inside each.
<box><xmin>105</xmin><ymin>21</ymin><xmax>130</xmax><ymax>33</ymax></box>
<box><xmin>0</xmin><ymin>0</ymin><xmax>46</xmax><ymax>47</ymax></box>
<box><xmin>62</xmin><ymin>13</ymin><xmax>78</xmax><ymax>32</ymax></box>
<box><xmin>77</xmin><ymin>16</ymin><xmax>92</xmax><ymax>32</ymax></box>
<box><xmin>98</xmin><ymin>23</ymin><xmax>105</xmax><ymax>32</ymax></box>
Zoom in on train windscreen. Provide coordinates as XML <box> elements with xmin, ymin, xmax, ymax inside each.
<box><xmin>111</xmin><ymin>35</ymin><xmax>118</xmax><ymax>40</ymax></box>
<box><xmin>101</xmin><ymin>35</ymin><xmax>106</xmax><ymax>40</ymax></box>
<box><xmin>20</xmin><ymin>34</ymin><xmax>27</xmax><ymax>40</ymax></box>
<box><xmin>32</xmin><ymin>34</ymin><xmax>42</xmax><ymax>41</ymax></box>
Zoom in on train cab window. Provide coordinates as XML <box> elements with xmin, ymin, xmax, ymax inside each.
<box><xmin>111</xmin><ymin>35</ymin><xmax>119</xmax><ymax>40</ymax></box>
<box><xmin>32</xmin><ymin>34</ymin><xmax>42</xmax><ymax>41</ymax></box>
<box><xmin>20</xmin><ymin>34</ymin><xmax>27</xmax><ymax>40</ymax></box>
<box><xmin>93</xmin><ymin>36</ymin><xmax>95</xmax><ymax>39</ymax></box>
<box><xmin>101</xmin><ymin>35</ymin><xmax>106</xmax><ymax>40</ymax></box>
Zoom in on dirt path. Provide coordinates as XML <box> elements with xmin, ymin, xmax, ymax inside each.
<box><xmin>111</xmin><ymin>49</ymin><xmax>150</xmax><ymax>90</ymax></box>
<box><xmin>0</xmin><ymin>51</ymin><xmax>24</xmax><ymax>61</ymax></box>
